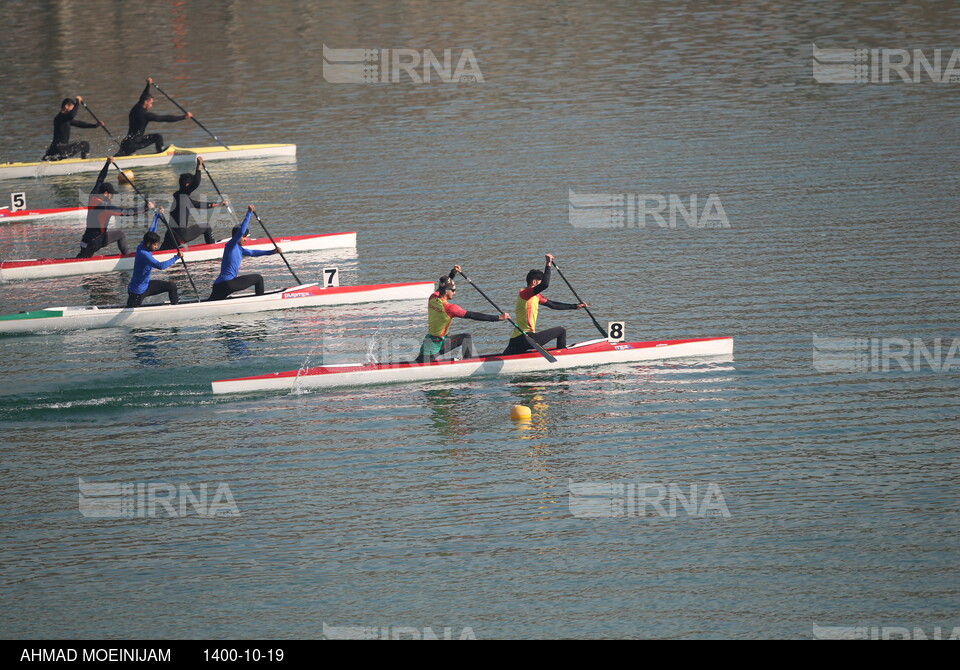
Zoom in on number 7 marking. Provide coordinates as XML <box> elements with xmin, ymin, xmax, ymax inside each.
<box><xmin>323</xmin><ymin>267</ymin><xmax>339</xmax><ymax>288</ymax></box>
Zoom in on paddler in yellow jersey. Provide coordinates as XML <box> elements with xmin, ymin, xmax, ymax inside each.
<box><xmin>503</xmin><ymin>254</ymin><xmax>588</xmax><ymax>355</ymax></box>
<box><xmin>415</xmin><ymin>266</ymin><xmax>509</xmax><ymax>363</ymax></box>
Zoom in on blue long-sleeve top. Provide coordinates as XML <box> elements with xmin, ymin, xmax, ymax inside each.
<box><xmin>213</xmin><ymin>211</ymin><xmax>272</xmax><ymax>284</ymax></box>
<box><xmin>128</xmin><ymin>214</ymin><xmax>178</xmax><ymax>295</ymax></box>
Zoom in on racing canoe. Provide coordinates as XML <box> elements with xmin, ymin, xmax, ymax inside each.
<box><xmin>0</xmin><ymin>206</ymin><xmax>88</xmax><ymax>223</ymax></box>
<box><xmin>0</xmin><ymin>232</ymin><xmax>357</xmax><ymax>281</ymax></box>
<box><xmin>0</xmin><ymin>143</ymin><xmax>296</xmax><ymax>181</ymax></box>
<box><xmin>0</xmin><ymin>281</ymin><xmax>432</xmax><ymax>334</ymax></box>
<box><xmin>211</xmin><ymin>336</ymin><xmax>735</xmax><ymax>394</ymax></box>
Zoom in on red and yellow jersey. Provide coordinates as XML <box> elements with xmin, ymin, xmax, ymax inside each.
<box><xmin>427</xmin><ymin>291</ymin><xmax>467</xmax><ymax>337</ymax></box>
<box><xmin>512</xmin><ymin>288</ymin><xmax>547</xmax><ymax>337</ymax></box>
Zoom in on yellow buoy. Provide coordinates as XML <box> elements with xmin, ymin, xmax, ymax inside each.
<box><xmin>510</xmin><ymin>404</ymin><xmax>532</xmax><ymax>421</ymax></box>
<box><xmin>118</xmin><ymin>169</ymin><xmax>135</xmax><ymax>184</ymax></box>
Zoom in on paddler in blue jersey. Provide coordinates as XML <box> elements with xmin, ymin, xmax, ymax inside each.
<box><xmin>126</xmin><ymin>208</ymin><xmax>183</xmax><ymax>308</ymax></box>
<box><xmin>208</xmin><ymin>205</ymin><xmax>282</xmax><ymax>300</ymax></box>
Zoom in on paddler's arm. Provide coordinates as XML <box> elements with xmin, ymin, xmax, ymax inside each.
<box><xmin>528</xmin><ymin>254</ymin><xmax>554</xmax><ymax>296</ymax></box>
<box><xmin>242</xmin><ymin>247</ymin><xmax>275</xmax><ymax>258</ymax></box>
<box><xmin>70</xmin><ymin>98</ymin><xmax>98</xmax><ymax>129</ymax></box>
<box><xmin>197</xmin><ymin>197</ymin><xmax>229</xmax><ymax>210</ymax></box>
<box><xmin>68</xmin><ymin>100</ymin><xmax>96</xmax><ymax>127</ymax></box>
<box><xmin>188</xmin><ymin>160</ymin><xmax>203</xmax><ymax>193</ymax></box>
<box><xmin>447</xmin><ymin>303</ymin><xmax>509</xmax><ymax>322</ymax></box>
<box><xmin>91</xmin><ymin>157</ymin><xmax>113</xmax><ymax>194</ymax></box>
<box><xmin>543</xmin><ymin>299</ymin><xmax>586</xmax><ymax>310</ymax></box>
<box><xmin>448</xmin><ymin>265</ymin><xmax>461</xmax><ymax>280</ymax></box>
<box><xmin>443</xmin><ymin>299</ymin><xmax>508</xmax><ymax>322</ymax></box>
<box><xmin>145</xmin><ymin>111</ymin><xmax>188</xmax><ymax>123</ymax></box>
<box><xmin>230</xmin><ymin>206</ymin><xmax>254</xmax><ymax>243</ymax></box>
<box><xmin>144</xmin><ymin>246</ymin><xmax>182</xmax><ymax>270</ymax></box>
<box><xmin>119</xmin><ymin>200</ymin><xmax>154</xmax><ymax>216</ymax></box>
<box><xmin>147</xmin><ymin>208</ymin><xmax>162</xmax><ymax>233</ymax></box>
<box><xmin>462</xmin><ymin>310</ymin><xmax>509</xmax><ymax>322</ymax></box>
<box><xmin>155</xmin><ymin>254</ymin><xmax>181</xmax><ymax>270</ymax></box>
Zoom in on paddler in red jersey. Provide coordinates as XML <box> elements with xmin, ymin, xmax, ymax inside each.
<box><xmin>414</xmin><ymin>265</ymin><xmax>509</xmax><ymax>363</ymax></box>
<box><xmin>77</xmin><ymin>157</ymin><xmax>153</xmax><ymax>258</ymax></box>
<box><xmin>503</xmin><ymin>254</ymin><xmax>587</xmax><ymax>355</ymax></box>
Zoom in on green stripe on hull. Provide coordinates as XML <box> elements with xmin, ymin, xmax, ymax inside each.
<box><xmin>0</xmin><ymin>310</ymin><xmax>63</xmax><ymax>321</ymax></box>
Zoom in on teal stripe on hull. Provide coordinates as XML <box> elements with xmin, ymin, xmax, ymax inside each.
<box><xmin>0</xmin><ymin>310</ymin><xmax>63</xmax><ymax>321</ymax></box>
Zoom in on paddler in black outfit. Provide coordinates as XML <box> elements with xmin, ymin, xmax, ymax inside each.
<box><xmin>160</xmin><ymin>156</ymin><xmax>227</xmax><ymax>249</ymax></box>
<box><xmin>42</xmin><ymin>96</ymin><xmax>102</xmax><ymax>161</ymax></box>
<box><xmin>77</xmin><ymin>157</ymin><xmax>154</xmax><ymax>258</ymax></box>
<box><xmin>115</xmin><ymin>77</ymin><xmax>193</xmax><ymax>156</ymax></box>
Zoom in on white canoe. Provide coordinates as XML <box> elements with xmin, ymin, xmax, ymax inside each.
<box><xmin>0</xmin><ymin>232</ymin><xmax>356</xmax><ymax>282</ymax></box>
<box><xmin>0</xmin><ymin>143</ymin><xmax>296</xmax><ymax>181</ymax></box>
<box><xmin>211</xmin><ymin>336</ymin><xmax>735</xmax><ymax>394</ymax></box>
<box><xmin>0</xmin><ymin>281</ymin><xmax>433</xmax><ymax>334</ymax></box>
<box><xmin>0</xmin><ymin>206</ymin><xmax>88</xmax><ymax>223</ymax></box>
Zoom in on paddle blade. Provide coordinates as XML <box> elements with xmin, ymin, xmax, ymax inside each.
<box><xmin>525</xmin><ymin>334</ymin><xmax>558</xmax><ymax>363</ymax></box>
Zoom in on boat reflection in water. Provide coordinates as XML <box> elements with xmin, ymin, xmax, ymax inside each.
<box><xmin>422</xmin><ymin>388</ymin><xmax>471</xmax><ymax>443</ymax></box>
<box><xmin>128</xmin><ymin>330</ymin><xmax>167</xmax><ymax>368</ymax></box>
<box><xmin>215</xmin><ymin>323</ymin><xmax>260</xmax><ymax>360</ymax></box>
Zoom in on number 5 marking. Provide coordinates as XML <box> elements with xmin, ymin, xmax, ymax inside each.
<box><xmin>10</xmin><ymin>192</ymin><xmax>26</xmax><ymax>212</ymax></box>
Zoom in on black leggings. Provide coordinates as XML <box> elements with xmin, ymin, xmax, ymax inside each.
<box><xmin>116</xmin><ymin>133</ymin><xmax>163</xmax><ymax>156</ymax></box>
<box><xmin>503</xmin><ymin>327</ymin><xmax>567</xmax><ymax>355</ymax></box>
<box><xmin>126</xmin><ymin>280</ymin><xmax>179</xmax><ymax>307</ymax></box>
<box><xmin>208</xmin><ymin>274</ymin><xmax>264</xmax><ymax>301</ymax></box>
<box><xmin>44</xmin><ymin>141</ymin><xmax>90</xmax><ymax>160</ymax></box>
<box><xmin>77</xmin><ymin>230</ymin><xmax>129</xmax><ymax>258</ymax></box>
<box><xmin>161</xmin><ymin>225</ymin><xmax>215</xmax><ymax>249</ymax></box>
<box><xmin>415</xmin><ymin>333</ymin><xmax>477</xmax><ymax>363</ymax></box>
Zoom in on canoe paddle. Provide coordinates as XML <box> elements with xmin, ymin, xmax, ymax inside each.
<box><xmin>249</xmin><ymin>210</ymin><xmax>303</xmax><ymax>286</ymax></box>
<box><xmin>199</xmin><ymin>162</ymin><xmax>303</xmax><ymax>286</ymax></box>
<box><xmin>79</xmin><ymin>101</ymin><xmax>121</xmax><ymax>147</ymax></box>
<box><xmin>150</xmin><ymin>81</ymin><xmax>230</xmax><ymax>150</ymax></box>
<box><xmin>457</xmin><ymin>270</ymin><xmax>558</xmax><ymax>363</ymax></box>
<box><xmin>111</xmin><ymin>161</ymin><xmax>201</xmax><ymax>300</ymax></box>
<box><xmin>550</xmin><ymin>259</ymin><xmax>608</xmax><ymax>338</ymax></box>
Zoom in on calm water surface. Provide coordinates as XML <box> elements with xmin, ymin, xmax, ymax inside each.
<box><xmin>0</xmin><ymin>0</ymin><xmax>957</xmax><ymax>639</ymax></box>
